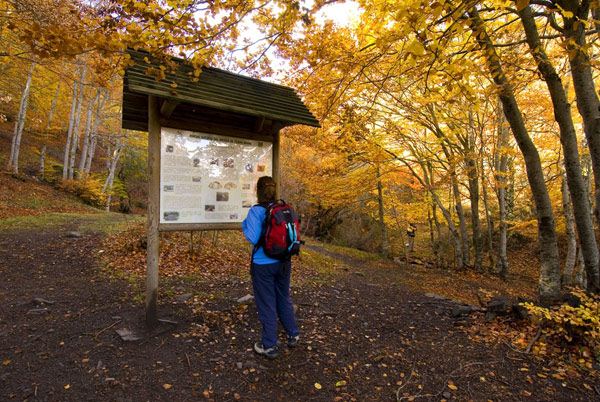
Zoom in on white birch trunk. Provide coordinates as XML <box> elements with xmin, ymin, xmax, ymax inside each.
<box><xmin>105</xmin><ymin>135</ymin><xmax>112</xmax><ymax>170</ymax></box>
<box><xmin>77</xmin><ymin>89</ymin><xmax>100</xmax><ymax>178</ymax></box>
<box><xmin>7</xmin><ymin>63</ymin><xmax>35</xmax><ymax>174</ymax></box>
<box><xmin>63</xmin><ymin>65</ymin><xmax>84</xmax><ymax>180</ymax></box>
<box><xmin>85</xmin><ymin>136</ymin><xmax>97</xmax><ymax>175</ymax></box>
<box><xmin>68</xmin><ymin>65</ymin><xmax>86</xmax><ymax>180</ymax></box>
<box><xmin>84</xmin><ymin>89</ymin><xmax>107</xmax><ymax>175</ymax></box>
<box><xmin>103</xmin><ymin>134</ymin><xmax>126</xmax><ymax>211</ymax></box>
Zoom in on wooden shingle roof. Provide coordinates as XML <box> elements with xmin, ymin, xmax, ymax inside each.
<box><xmin>122</xmin><ymin>49</ymin><xmax>320</xmax><ymax>131</ymax></box>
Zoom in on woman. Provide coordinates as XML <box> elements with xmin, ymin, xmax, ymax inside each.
<box><xmin>242</xmin><ymin>176</ymin><xmax>300</xmax><ymax>359</ymax></box>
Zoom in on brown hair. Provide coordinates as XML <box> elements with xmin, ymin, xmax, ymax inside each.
<box><xmin>257</xmin><ymin>176</ymin><xmax>276</xmax><ymax>203</ymax></box>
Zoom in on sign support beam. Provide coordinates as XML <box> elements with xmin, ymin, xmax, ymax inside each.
<box><xmin>272</xmin><ymin>122</ymin><xmax>282</xmax><ymax>198</ymax></box>
<box><xmin>146</xmin><ymin>95</ymin><xmax>161</xmax><ymax>327</ymax></box>
<box><xmin>160</xmin><ymin>99</ymin><xmax>179</xmax><ymax>118</ymax></box>
<box><xmin>254</xmin><ymin>116</ymin><xmax>265</xmax><ymax>133</ymax></box>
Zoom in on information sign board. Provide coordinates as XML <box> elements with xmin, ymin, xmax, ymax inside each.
<box><xmin>160</xmin><ymin>127</ymin><xmax>273</xmax><ymax>224</ymax></box>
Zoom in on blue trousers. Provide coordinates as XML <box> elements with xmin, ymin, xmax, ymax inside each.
<box><xmin>251</xmin><ymin>261</ymin><xmax>299</xmax><ymax>348</ymax></box>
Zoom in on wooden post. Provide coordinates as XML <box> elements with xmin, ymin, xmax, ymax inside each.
<box><xmin>272</xmin><ymin>122</ymin><xmax>282</xmax><ymax>198</ymax></box>
<box><xmin>146</xmin><ymin>95</ymin><xmax>161</xmax><ymax>327</ymax></box>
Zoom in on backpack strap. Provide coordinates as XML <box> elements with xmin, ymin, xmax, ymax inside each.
<box><xmin>251</xmin><ymin>202</ymin><xmax>272</xmax><ymax>257</ymax></box>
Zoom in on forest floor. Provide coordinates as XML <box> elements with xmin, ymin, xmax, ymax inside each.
<box><xmin>1</xmin><ymin>209</ymin><xmax>599</xmax><ymax>402</ymax></box>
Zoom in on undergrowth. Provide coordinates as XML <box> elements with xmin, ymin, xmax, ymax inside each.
<box><xmin>59</xmin><ymin>177</ymin><xmax>107</xmax><ymax>207</ymax></box>
<box><xmin>523</xmin><ymin>289</ymin><xmax>600</xmax><ymax>367</ymax></box>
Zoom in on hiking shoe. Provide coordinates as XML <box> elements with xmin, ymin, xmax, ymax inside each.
<box><xmin>253</xmin><ymin>342</ymin><xmax>279</xmax><ymax>359</ymax></box>
<box><xmin>287</xmin><ymin>335</ymin><xmax>300</xmax><ymax>348</ymax></box>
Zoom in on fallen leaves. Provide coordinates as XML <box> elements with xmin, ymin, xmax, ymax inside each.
<box><xmin>162</xmin><ymin>383</ymin><xmax>173</xmax><ymax>390</ymax></box>
<box><xmin>88</xmin><ymin>215</ymin><xmax>600</xmax><ymax>402</ymax></box>
<box><xmin>0</xmin><ymin>174</ymin><xmax>95</xmax><ymax>220</ymax></box>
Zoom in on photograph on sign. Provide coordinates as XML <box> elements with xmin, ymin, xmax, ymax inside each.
<box><xmin>160</xmin><ymin>127</ymin><xmax>273</xmax><ymax>224</ymax></box>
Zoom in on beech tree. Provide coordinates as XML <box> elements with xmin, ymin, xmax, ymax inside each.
<box><xmin>4</xmin><ymin>0</ymin><xmax>600</xmax><ymax>303</ymax></box>
<box><xmin>517</xmin><ymin>4</ymin><xmax>599</xmax><ymax>292</ymax></box>
<box><xmin>77</xmin><ymin>89</ymin><xmax>101</xmax><ymax>179</ymax></box>
<box><xmin>272</xmin><ymin>0</ymin><xmax>585</xmax><ymax>300</ymax></box>
<box><xmin>6</xmin><ymin>62</ymin><xmax>34</xmax><ymax>174</ymax></box>
<box><xmin>495</xmin><ymin>106</ymin><xmax>511</xmax><ymax>279</ymax></box>
<box><xmin>63</xmin><ymin>64</ymin><xmax>85</xmax><ymax>179</ymax></box>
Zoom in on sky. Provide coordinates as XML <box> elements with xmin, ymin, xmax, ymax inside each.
<box><xmin>316</xmin><ymin>1</ymin><xmax>362</xmax><ymax>27</ymax></box>
<box><xmin>227</xmin><ymin>0</ymin><xmax>363</xmax><ymax>82</ymax></box>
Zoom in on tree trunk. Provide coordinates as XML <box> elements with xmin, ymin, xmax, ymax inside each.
<box><xmin>68</xmin><ymin>70</ymin><xmax>86</xmax><ymax>180</ymax></box>
<box><xmin>519</xmin><ymin>6</ymin><xmax>599</xmax><ymax>293</ymax></box>
<box><xmin>575</xmin><ymin>245</ymin><xmax>587</xmax><ymax>288</ymax></box>
<box><xmin>562</xmin><ymin>172</ymin><xmax>577</xmax><ymax>285</ymax></box>
<box><xmin>105</xmin><ymin>135</ymin><xmax>112</xmax><ymax>170</ymax></box>
<box><xmin>376</xmin><ymin>165</ymin><xmax>390</xmax><ymax>257</ymax></box>
<box><xmin>103</xmin><ymin>134</ymin><xmax>125</xmax><ymax>211</ymax></box>
<box><xmin>39</xmin><ymin>81</ymin><xmax>61</xmax><ymax>178</ymax></box>
<box><xmin>425</xmin><ymin>106</ymin><xmax>469</xmax><ymax>267</ymax></box>
<box><xmin>427</xmin><ymin>206</ymin><xmax>435</xmax><ymax>257</ymax></box>
<box><xmin>7</xmin><ymin>63</ymin><xmax>35</xmax><ymax>174</ymax></box>
<box><xmin>495</xmin><ymin>104</ymin><xmax>510</xmax><ymax>280</ymax></box>
<box><xmin>466</xmin><ymin>111</ymin><xmax>483</xmax><ymax>271</ymax></box>
<box><xmin>431</xmin><ymin>200</ymin><xmax>443</xmax><ymax>267</ymax></box>
<box><xmin>77</xmin><ymin>89</ymin><xmax>100</xmax><ymax>179</ymax></box>
<box><xmin>466</xmin><ymin>156</ymin><xmax>482</xmax><ymax>271</ymax></box>
<box><xmin>452</xmin><ymin>174</ymin><xmax>469</xmax><ymax>268</ymax></box>
<box><xmin>561</xmin><ymin>1</ymin><xmax>600</xmax><ymax>232</ymax></box>
<box><xmin>467</xmin><ymin>7</ymin><xmax>561</xmax><ymax>303</ymax></box>
<box><xmin>391</xmin><ymin>204</ymin><xmax>409</xmax><ymax>267</ymax></box>
<box><xmin>85</xmin><ymin>136</ymin><xmax>97</xmax><ymax>175</ymax></box>
<box><xmin>63</xmin><ymin>65</ymin><xmax>84</xmax><ymax>180</ymax></box>
<box><xmin>84</xmin><ymin>89</ymin><xmax>107</xmax><ymax>175</ymax></box>
<box><xmin>403</xmin><ymin>158</ymin><xmax>463</xmax><ymax>269</ymax></box>
<box><xmin>480</xmin><ymin>149</ymin><xmax>495</xmax><ymax>270</ymax></box>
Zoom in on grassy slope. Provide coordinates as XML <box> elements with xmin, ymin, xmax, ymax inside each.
<box><xmin>0</xmin><ymin>114</ymin><xmax>121</xmax><ymax>220</ymax></box>
<box><xmin>0</xmin><ymin>172</ymin><xmax>99</xmax><ymax>219</ymax></box>
<box><xmin>0</xmin><ymin>123</ymin><xmax>144</xmax><ymax>230</ymax></box>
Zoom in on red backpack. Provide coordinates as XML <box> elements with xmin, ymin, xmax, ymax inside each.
<box><xmin>258</xmin><ymin>200</ymin><xmax>302</xmax><ymax>260</ymax></box>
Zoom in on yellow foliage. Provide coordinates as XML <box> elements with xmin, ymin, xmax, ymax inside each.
<box><xmin>59</xmin><ymin>178</ymin><xmax>106</xmax><ymax>207</ymax></box>
<box><xmin>522</xmin><ymin>289</ymin><xmax>600</xmax><ymax>362</ymax></box>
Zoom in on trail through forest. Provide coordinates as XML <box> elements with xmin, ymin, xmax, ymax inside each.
<box><xmin>0</xmin><ymin>216</ymin><xmax>596</xmax><ymax>401</ymax></box>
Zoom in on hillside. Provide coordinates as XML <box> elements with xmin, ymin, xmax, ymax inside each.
<box><xmin>0</xmin><ymin>120</ymin><xmax>99</xmax><ymax>217</ymax></box>
<box><xmin>0</xmin><ymin>115</ymin><xmax>147</xmax><ymax>215</ymax></box>
<box><xmin>0</xmin><ymin>171</ymin><xmax>98</xmax><ymax>219</ymax></box>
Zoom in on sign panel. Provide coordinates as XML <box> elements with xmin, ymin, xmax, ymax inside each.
<box><xmin>160</xmin><ymin>127</ymin><xmax>273</xmax><ymax>224</ymax></box>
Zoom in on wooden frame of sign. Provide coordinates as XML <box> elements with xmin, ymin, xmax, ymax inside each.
<box><xmin>145</xmin><ymin>97</ymin><xmax>287</xmax><ymax>325</ymax></box>
<box><xmin>123</xmin><ymin>50</ymin><xmax>319</xmax><ymax>326</ymax></box>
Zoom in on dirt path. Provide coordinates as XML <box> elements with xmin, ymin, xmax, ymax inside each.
<box><xmin>0</xmin><ymin>219</ymin><xmax>596</xmax><ymax>401</ymax></box>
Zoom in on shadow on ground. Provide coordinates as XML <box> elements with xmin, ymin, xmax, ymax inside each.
<box><xmin>0</xmin><ymin>216</ymin><xmax>595</xmax><ymax>401</ymax></box>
